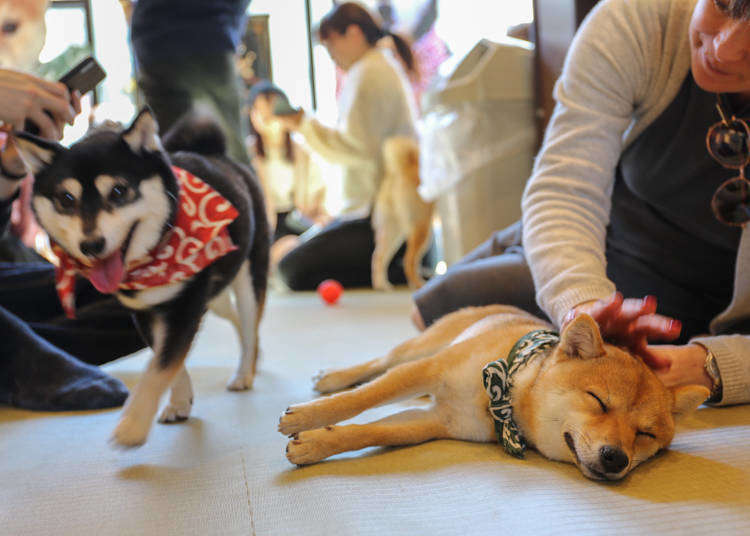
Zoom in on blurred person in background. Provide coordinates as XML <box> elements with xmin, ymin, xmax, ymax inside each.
<box><xmin>272</xmin><ymin>2</ymin><xmax>423</xmax><ymax>290</ymax></box>
<box><xmin>128</xmin><ymin>0</ymin><xmax>252</xmax><ymax>165</ymax></box>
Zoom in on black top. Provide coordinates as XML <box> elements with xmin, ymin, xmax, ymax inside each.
<box><xmin>131</xmin><ymin>0</ymin><xmax>251</xmax><ymax>61</ymax></box>
<box><xmin>606</xmin><ymin>73</ymin><xmax>749</xmax><ymax>341</ymax></box>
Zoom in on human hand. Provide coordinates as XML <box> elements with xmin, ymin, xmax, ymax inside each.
<box><xmin>273</xmin><ymin>109</ymin><xmax>305</xmax><ymax>131</ymax></box>
<box><xmin>0</xmin><ymin>69</ymin><xmax>76</xmax><ymax>140</ymax></box>
<box><xmin>0</xmin><ymin>128</ymin><xmax>28</xmax><ymax>199</ymax></box>
<box><xmin>648</xmin><ymin>344</ymin><xmax>713</xmax><ymax>391</ymax></box>
<box><xmin>561</xmin><ymin>292</ymin><xmax>682</xmax><ymax>368</ymax></box>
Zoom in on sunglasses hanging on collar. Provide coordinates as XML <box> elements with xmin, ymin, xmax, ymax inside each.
<box><xmin>707</xmin><ymin>94</ymin><xmax>750</xmax><ymax>226</ymax></box>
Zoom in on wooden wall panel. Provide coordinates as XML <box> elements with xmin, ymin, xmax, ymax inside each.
<box><xmin>532</xmin><ymin>0</ymin><xmax>599</xmax><ymax>145</ymax></box>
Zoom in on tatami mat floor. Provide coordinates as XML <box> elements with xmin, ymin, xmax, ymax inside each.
<box><xmin>1</xmin><ymin>290</ymin><xmax>749</xmax><ymax>535</ymax></box>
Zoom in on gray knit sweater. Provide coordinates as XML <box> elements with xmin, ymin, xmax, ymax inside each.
<box><xmin>521</xmin><ymin>0</ymin><xmax>750</xmax><ymax>405</ymax></box>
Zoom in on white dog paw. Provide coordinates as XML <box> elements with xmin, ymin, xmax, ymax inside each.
<box><xmin>372</xmin><ymin>278</ymin><xmax>394</xmax><ymax>292</ymax></box>
<box><xmin>286</xmin><ymin>431</ymin><xmax>328</xmax><ymax>465</ymax></box>
<box><xmin>110</xmin><ymin>415</ymin><xmax>151</xmax><ymax>448</ymax></box>
<box><xmin>227</xmin><ymin>371</ymin><xmax>255</xmax><ymax>391</ymax></box>
<box><xmin>278</xmin><ymin>403</ymin><xmax>323</xmax><ymax>436</ymax></box>
<box><xmin>313</xmin><ymin>369</ymin><xmax>355</xmax><ymax>394</ymax></box>
<box><xmin>158</xmin><ymin>400</ymin><xmax>193</xmax><ymax>423</ymax></box>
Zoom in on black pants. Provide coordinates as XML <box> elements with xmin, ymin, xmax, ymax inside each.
<box><xmin>277</xmin><ymin>216</ymin><xmax>432</xmax><ymax>291</ymax></box>
<box><xmin>135</xmin><ymin>51</ymin><xmax>250</xmax><ymax>166</ymax></box>
<box><xmin>413</xmin><ymin>221</ymin><xmax>546</xmax><ymax>327</ymax></box>
<box><xmin>0</xmin><ymin>262</ymin><xmax>143</xmax><ymax>409</ymax></box>
<box><xmin>0</xmin><ymin>262</ymin><xmax>145</xmax><ymax>365</ymax></box>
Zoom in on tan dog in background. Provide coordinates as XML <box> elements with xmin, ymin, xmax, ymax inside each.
<box><xmin>371</xmin><ymin>136</ymin><xmax>433</xmax><ymax>291</ymax></box>
<box><xmin>280</xmin><ymin>305</ymin><xmax>708</xmax><ymax>480</ymax></box>
<box><xmin>0</xmin><ymin>0</ymin><xmax>47</xmax><ymax>70</ymax></box>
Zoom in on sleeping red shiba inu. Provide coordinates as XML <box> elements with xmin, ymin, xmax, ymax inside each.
<box><xmin>279</xmin><ymin>305</ymin><xmax>708</xmax><ymax>480</ymax></box>
<box><xmin>13</xmin><ymin>110</ymin><xmax>270</xmax><ymax>447</ymax></box>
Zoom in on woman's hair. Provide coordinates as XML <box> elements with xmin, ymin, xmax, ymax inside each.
<box><xmin>247</xmin><ymin>80</ymin><xmax>294</xmax><ymax>163</ymax></box>
<box><xmin>727</xmin><ymin>0</ymin><xmax>750</xmax><ymax>19</ymax></box>
<box><xmin>317</xmin><ymin>2</ymin><xmax>416</xmax><ymax>75</ymax></box>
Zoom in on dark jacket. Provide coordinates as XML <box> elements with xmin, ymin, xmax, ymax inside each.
<box><xmin>131</xmin><ymin>0</ymin><xmax>251</xmax><ymax>61</ymax></box>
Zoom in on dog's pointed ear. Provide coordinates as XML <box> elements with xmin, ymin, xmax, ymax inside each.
<box><xmin>13</xmin><ymin>133</ymin><xmax>65</xmax><ymax>175</ymax></box>
<box><xmin>122</xmin><ymin>108</ymin><xmax>162</xmax><ymax>154</ymax></box>
<box><xmin>559</xmin><ymin>314</ymin><xmax>605</xmax><ymax>359</ymax></box>
<box><xmin>671</xmin><ymin>385</ymin><xmax>709</xmax><ymax>421</ymax></box>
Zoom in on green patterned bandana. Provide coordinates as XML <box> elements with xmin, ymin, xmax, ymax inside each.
<box><xmin>482</xmin><ymin>329</ymin><xmax>559</xmax><ymax>458</ymax></box>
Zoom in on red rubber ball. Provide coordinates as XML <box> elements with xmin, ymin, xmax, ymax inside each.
<box><xmin>317</xmin><ymin>279</ymin><xmax>343</xmax><ymax>305</ymax></box>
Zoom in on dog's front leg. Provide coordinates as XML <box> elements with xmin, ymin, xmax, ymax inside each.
<box><xmin>286</xmin><ymin>408</ymin><xmax>447</xmax><ymax>465</ymax></box>
<box><xmin>111</xmin><ymin>308</ymin><xmax>202</xmax><ymax>448</ymax></box>
<box><xmin>158</xmin><ymin>366</ymin><xmax>194</xmax><ymax>423</ymax></box>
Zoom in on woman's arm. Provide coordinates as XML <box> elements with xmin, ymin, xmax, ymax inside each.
<box><xmin>294</xmin><ymin>52</ymin><xmax>413</xmax><ymax>169</ymax></box>
<box><xmin>522</xmin><ymin>0</ymin><xmax>657</xmax><ymax>326</ymax></box>
<box><xmin>651</xmin><ymin>335</ymin><xmax>750</xmax><ymax>406</ymax></box>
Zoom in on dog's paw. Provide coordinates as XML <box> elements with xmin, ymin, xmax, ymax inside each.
<box><xmin>372</xmin><ymin>278</ymin><xmax>394</xmax><ymax>292</ymax></box>
<box><xmin>227</xmin><ymin>371</ymin><xmax>255</xmax><ymax>391</ymax></box>
<box><xmin>278</xmin><ymin>403</ymin><xmax>321</xmax><ymax>436</ymax></box>
<box><xmin>110</xmin><ymin>415</ymin><xmax>151</xmax><ymax>449</ymax></box>
<box><xmin>285</xmin><ymin>431</ymin><xmax>329</xmax><ymax>465</ymax></box>
<box><xmin>313</xmin><ymin>369</ymin><xmax>355</xmax><ymax>394</ymax></box>
<box><xmin>158</xmin><ymin>399</ymin><xmax>192</xmax><ymax>423</ymax></box>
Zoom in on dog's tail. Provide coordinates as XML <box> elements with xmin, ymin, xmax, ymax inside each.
<box><xmin>161</xmin><ymin>109</ymin><xmax>227</xmax><ymax>156</ymax></box>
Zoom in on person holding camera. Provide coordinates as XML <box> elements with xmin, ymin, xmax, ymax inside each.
<box><xmin>0</xmin><ymin>68</ymin><xmax>140</xmax><ymax>411</ymax></box>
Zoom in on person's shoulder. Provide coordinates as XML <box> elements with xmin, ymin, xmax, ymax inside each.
<box><xmin>575</xmin><ymin>0</ymin><xmax>694</xmax><ymax>54</ymax></box>
<box><xmin>352</xmin><ymin>49</ymin><xmax>403</xmax><ymax>85</ymax></box>
<box><xmin>587</xmin><ymin>0</ymin><xmax>693</xmax><ymax>26</ymax></box>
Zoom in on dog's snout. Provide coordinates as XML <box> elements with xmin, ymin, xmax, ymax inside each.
<box><xmin>599</xmin><ymin>445</ymin><xmax>629</xmax><ymax>474</ymax></box>
<box><xmin>80</xmin><ymin>237</ymin><xmax>106</xmax><ymax>257</ymax></box>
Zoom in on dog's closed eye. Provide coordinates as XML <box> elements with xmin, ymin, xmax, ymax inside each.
<box><xmin>586</xmin><ymin>391</ymin><xmax>608</xmax><ymax>413</ymax></box>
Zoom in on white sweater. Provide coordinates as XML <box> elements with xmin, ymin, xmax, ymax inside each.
<box><xmin>298</xmin><ymin>47</ymin><xmax>418</xmax><ymax>219</ymax></box>
<box><xmin>522</xmin><ymin>0</ymin><xmax>750</xmax><ymax>405</ymax></box>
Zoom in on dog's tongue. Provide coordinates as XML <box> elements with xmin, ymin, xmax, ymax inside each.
<box><xmin>87</xmin><ymin>250</ymin><xmax>125</xmax><ymax>294</ymax></box>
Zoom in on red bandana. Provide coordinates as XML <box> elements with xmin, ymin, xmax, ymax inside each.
<box><xmin>53</xmin><ymin>166</ymin><xmax>239</xmax><ymax>318</ymax></box>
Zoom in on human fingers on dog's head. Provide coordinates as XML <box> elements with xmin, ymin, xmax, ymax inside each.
<box><xmin>617</xmin><ymin>295</ymin><xmax>657</xmax><ymax>322</ymax></box>
<box><xmin>561</xmin><ymin>292</ymin><xmax>618</xmax><ymax>330</ymax></box>
<box><xmin>629</xmin><ymin>314</ymin><xmax>682</xmax><ymax>343</ymax></box>
<box><xmin>585</xmin><ymin>291</ymin><xmax>624</xmax><ymax>324</ymax></box>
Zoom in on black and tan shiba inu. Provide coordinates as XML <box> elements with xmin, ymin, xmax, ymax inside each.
<box><xmin>280</xmin><ymin>306</ymin><xmax>708</xmax><ymax>480</ymax></box>
<box><xmin>15</xmin><ymin>109</ymin><xmax>270</xmax><ymax>447</ymax></box>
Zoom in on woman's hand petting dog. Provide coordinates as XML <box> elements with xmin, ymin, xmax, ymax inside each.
<box><xmin>562</xmin><ymin>292</ymin><xmax>682</xmax><ymax>369</ymax></box>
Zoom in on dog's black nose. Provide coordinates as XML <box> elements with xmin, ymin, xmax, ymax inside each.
<box><xmin>80</xmin><ymin>237</ymin><xmax>106</xmax><ymax>257</ymax></box>
<box><xmin>599</xmin><ymin>446</ymin><xmax>629</xmax><ymax>474</ymax></box>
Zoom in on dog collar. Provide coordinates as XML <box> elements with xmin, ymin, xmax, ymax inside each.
<box><xmin>53</xmin><ymin>166</ymin><xmax>239</xmax><ymax>318</ymax></box>
<box><xmin>482</xmin><ymin>329</ymin><xmax>559</xmax><ymax>458</ymax></box>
